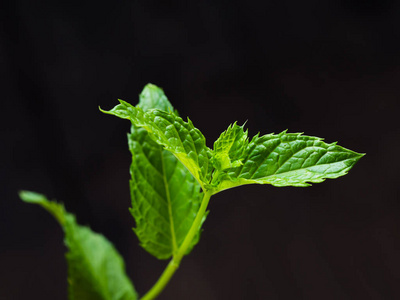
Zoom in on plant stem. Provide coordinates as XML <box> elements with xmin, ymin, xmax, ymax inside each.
<box><xmin>140</xmin><ymin>189</ymin><xmax>214</xmax><ymax>300</ymax></box>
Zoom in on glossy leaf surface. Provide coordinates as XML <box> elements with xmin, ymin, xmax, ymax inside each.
<box><xmin>214</xmin><ymin>131</ymin><xmax>364</xmax><ymax>192</ymax></box>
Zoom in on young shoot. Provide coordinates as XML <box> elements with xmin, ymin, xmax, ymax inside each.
<box><xmin>20</xmin><ymin>84</ymin><xmax>364</xmax><ymax>300</ymax></box>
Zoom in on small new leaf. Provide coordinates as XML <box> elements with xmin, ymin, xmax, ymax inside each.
<box><xmin>212</xmin><ymin>122</ymin><xmax>249</xmax><ymax>171</ymax></box>
<box><xmin>138</xmin><ymin>83</ymin><xmax>174</xmax><ymax>113</ymax></box>
<box><xmin>19</xmin><ymin>191</ymin><xmax>137</xmax><ymax>300</ymax></box>
<box><xmin>213</xmin><ymin>131</ymin><xmax>364</xmax><ymax>192</ymax></box>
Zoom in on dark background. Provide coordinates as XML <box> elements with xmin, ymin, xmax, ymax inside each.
<box><xmin>1</xmin><ymin>0</ymin><xmax>399</xmax><ymax>299</ymax></box>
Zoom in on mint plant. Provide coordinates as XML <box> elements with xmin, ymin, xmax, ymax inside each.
<box><xmin>20</xmin><ymin>84</ymin><xmax>364</xmax><ymax>300</ymax></box>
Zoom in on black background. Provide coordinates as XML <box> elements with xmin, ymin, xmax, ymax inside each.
<box><xmin>2</xmin><ymin>0</ymin><xmax>400</xmax><ymax>299</ymax></box>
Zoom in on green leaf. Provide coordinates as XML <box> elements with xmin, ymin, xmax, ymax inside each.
<box><xmin>138</xmin><ymin>83</ymin><xmax>174</xmax><ymax>113</ymax></box>
<box><xmin>213</xmin><ymin>131</ymin><xmax>364</xmax><ymax>192</ymax></box>
<box><xmin>101</xmin><ymin>100</ymin><xmax>212</xmax><ymax>189</ymax></box>
<box><xmin>128</xmin><ymin>128</ymin><xmax>204</xmax><ymax>259</ymax></box>
<box><xmin>212</xmin><ymin>122</ymin><xmax>249</xmax><ymax>171</ymax></box>
<box><xmin>19</xmin><ymin>191</ymin><xmax>138</xmax><ymax>300</ymax></box>
<box><xmin>128</xmin><ymin>84</ymin><xmax>204</xmax><ymax>259</ymax></box>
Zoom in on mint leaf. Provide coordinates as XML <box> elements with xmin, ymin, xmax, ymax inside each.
<box><xmin>129</xmin><ymin>128</ymin><xmax>203</xmax><ymax>259</ymax></box>
<box><xmin>128</xmin><ymin>84</ymin><xmax>204</xmax><ymax>259</ymax></box>
<box><xmin>101</xmin><ymin>101</ymin><xmax>212</xmax><ymax>188</ymax></box>
<box><xmin>212</xmin><ymin>122</ymin><xmax>249</xmax><ymax>170</ymax></box>
<box><xmin>138</xmin><ymin>83</ymin><xmax>174</xmax><ymax>112</ymax></box>
<box><xmin>213</xmin><ymin>131</ymin><xmax>364</xmax><ymax>192</ymax></box>
<box><xmin>19</xmin><ymin>191</ymin><xmax>138</xmax><ymax>300</ymax></box>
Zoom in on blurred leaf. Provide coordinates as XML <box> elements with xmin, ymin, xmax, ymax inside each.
<box><xmin>19</xmin><ymin>191</ymin><xmax>137</xmax><ymax>300</ymax></box>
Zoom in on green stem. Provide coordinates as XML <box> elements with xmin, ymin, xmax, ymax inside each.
<box><xmin>140</xmin><ymin>189</ymin><xmax>214</xmax><ymax>300</ymax></box>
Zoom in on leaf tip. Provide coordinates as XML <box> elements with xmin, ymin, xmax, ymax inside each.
<box><xmin>118</xmin><ymin>98</ymin><xmax>128</xmax><ymax>105</ymax></box>
<box><xmin>355</xmin><ymin>151</ymin><xmax>366</xmax><ymax>161</ymax></box>
<box><xmin>144</xmin><ymin>82</ymin><xmax>164</xmax><ymax>91</ymax></box>
<box><xmin>19</xmin><ymin>190</ymin><xmax>46</xmax><ymax>204</ymax></box>
<box><xmin>98</xmin><ymin>105</ymin><xmax>107</xmax><ymax>113</ymax></box>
